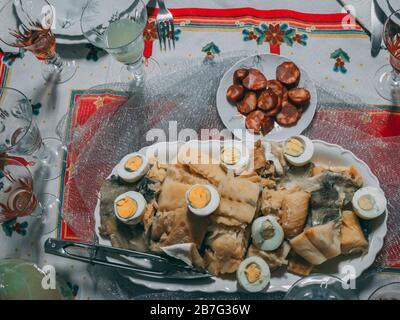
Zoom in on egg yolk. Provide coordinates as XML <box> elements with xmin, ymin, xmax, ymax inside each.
<box><xmin>116</xmin><ymin>197</ymin><xmax>137</xmax><ymax>219</ymax></box>
<box><xmin>358</xmin><ymin>194</ymin><xmax>375</xmax><ymax>211</ymax></box>
<box><xmin>284</xmin><ymin>138</ymin><xmax>304</xmax><ymax>157</ymax></box>
<box><xmin>221</xmin><ymin>147</ymin><xmax>241</xmax><ymax>165</ymax></box>
<box><xmin>261</xmin><ymin>221</ymin><xmax>275</xmax><ymax>240</ymax></box>
<box><xmin>124</xmin><ymin>156</ymin><xmax>143</xmax><ymax>172</ymax></box>
<box><xmin>188</xmin><ymin>186</ymin><xmax>211</xmax><ymax>209</ymax></box>
<box><xmin>245</xmin><ymin>263</ymin><xmax>261</xmax><ymax>283</ymax></box>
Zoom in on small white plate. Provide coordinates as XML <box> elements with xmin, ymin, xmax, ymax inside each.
<box><xmin>216</xmin><ymin>54</ymin><xmax>318</xmax><ymax>141</ymax></box>
<box><xmin>95</xmin><ymin>139</ymin><xmax>387</xmax><ymax>293</ymax></box>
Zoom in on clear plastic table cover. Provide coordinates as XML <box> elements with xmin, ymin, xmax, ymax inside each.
<box><xmin>60</xmin><ymin>52</ymin><xmax>400</xmax><ymax>292</ymax></box>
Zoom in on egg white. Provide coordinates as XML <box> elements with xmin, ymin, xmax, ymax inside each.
<box><xmin>237</xmin><ymin>256</ymin><xmax>271</xmax><ymax>293</ymax></box>
<box><xmin>352</xmin><ymin>187</ymin><xmax>387</xmax><ymax>220</ymax></box>
<box><xmin>185</xmin><ymin>184</ymin><xmax>220</xmax><ymax>217</ymax></box>
<box><xmin>117</xmin><ymin>153</ymin><xmax>149</xmax><ymax>183</ymax></box>
<box><xmin>220</xmin><ymin>141</ymin><xmax>250</xmax><ymax>175</ymax></box>
<box><xmin>251</xmin><ymin>215</ymin><xmax>284</xmax><ymax>251</ymax></box>
<box><xmin>114</xmin><ymin>191</ymin><xmax>146</xmax><ymax>225</ymax></box>
<box><xmin>283</xmin><ymin>135</ymin><xmax>314</xmax><ymax>167</ymax></box>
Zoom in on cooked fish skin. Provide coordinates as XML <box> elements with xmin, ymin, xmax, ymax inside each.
<box><xmin>311</xmin><ymin>207</ymin><xmax>341</xmax><ymax>226</ymax></box>
<box><xmin>308</xmin><ymin>171</ymin><xmax>361</xmax><ymax>226</ymax></box>
<box><xmin>310</xmin><ymin>178</ymin><xmax>342</xmax><ymax>209</ymax></box>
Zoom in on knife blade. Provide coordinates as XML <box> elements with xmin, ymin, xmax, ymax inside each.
<box><xmin>371</xmin><ymin>0</ymin><xmax>385</xmax><ymax>57</ymax></box>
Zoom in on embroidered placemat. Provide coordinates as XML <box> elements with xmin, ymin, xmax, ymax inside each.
<box><xmin>58</xmin><ymin>89</ymin><xmax>130</xmax><ymax>240</ymax></box>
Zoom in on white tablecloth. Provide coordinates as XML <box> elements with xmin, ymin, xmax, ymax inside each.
<box><xmin>0</xmin><ymin>0</ymin><xmax>399</xmax><ymax>299</ymax></box>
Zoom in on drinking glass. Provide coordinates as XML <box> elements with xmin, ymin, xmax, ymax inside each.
<box><xmin>284</xmin><ymin>274</ymin><xmax>358</xmax><ymax>300</ymax></box>
<box><xmin>0</xmin><ymin>258</ymin><xmax>74</xmax><ymax>300</ymax></box>
<box><xmin>369</xmin><ymin>282</ymin><xmax>400</xmax><ymax>300</ymax></box>
<box><xmin>0</xmin><ymin>0</ymin><xmax>77</xmax><ymax>84</ymax></box>
<box><xmin>0</xmin><ymin>157</ymin><xmax>60</xmax><ymax>234</ymax></box>
<box><xmin>0</xmin><ymin>87</ymin><xmax>65</xmax><ymax>181</ymax></box>
<box><xmin>374</xmin><ymin>9</ymin><xmax>400</xmax><ymax>101</ymax></box>
<box><xmin>81</xmin><ymin>0</ymin><xmax>156</xmax><ymax>87</ymax></box>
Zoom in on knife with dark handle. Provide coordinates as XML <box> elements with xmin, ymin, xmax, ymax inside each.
<box><xmin>44</xmin><ymin>238</ymin><xmax>212</xmax><ymax>280</ymax></box>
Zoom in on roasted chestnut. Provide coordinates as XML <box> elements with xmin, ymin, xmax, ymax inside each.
<box><xmin>266</xmin><ymin>80</ymin><xmax>285</xmax><ymax>97</ymax></box>
<box><xmin>233</xmin><ymin>68</ymin><xmax>249</xmax><ymax>84</ymax></box>
<box><xmin>288</xmin><ymin>88</ymin><xmax>311</xmax><ymax>107</ymax></box>
<box><xmin>226</xmin><ymin>84</ymin><xmax>245</xmax><ymax>103</ymax></box>
<box><xmin>276</xmin><ymin>62</ymin><xmax>301</xmax><ymax>88</ymax></box>
<box><xmin>261</xmin><ymin>116</ymin><xmax>275</xmax><ymax>135</ymax></box>
<box><xmin>242</xmin><ymin>68</ymin><xmax>267</xmax><ymax>91</ymax></box>
<box><xmin>276</xmin><ymin>101</ymin><xmax>301</xmax><ymax>127</ymax></box>
<box><xmin>264</xmin><ymin>103</ymin><xmax>282</xmax><ymax>117</ymax></box>
<box><xmin>237</xmin><ymin>91</ymin><xmax>257</xmax><ymax>114</ymax></box>
<box><xmin>282</xmin><ymin>86</ymin><xmax>289</xmax><ymax>102</ymax></box>
<box><xmin>257</xmin><ymin>89</ymin><xmax>278</xmax><ymax>111</ymax></box>
<box><xmin>245</xmin><ymin>110</ymin><xmax>266</xmax><ymax>134</ymax></box>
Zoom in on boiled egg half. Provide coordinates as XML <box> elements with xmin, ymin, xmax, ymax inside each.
<box><xmin>352</xmin><ymin>187</ymin><xmax>387</xmax><ymax>220</ymax></box>
<box><xmin>220</xmin><ymin>141</ymin><xmax>250</xmax><ymax>175</ymax></box>
<box><xmin>237</xmin><ymin>256</ymin><xmax>271</xmax><ymax>292</ymax></box>
<box><xmin>185</xmin><ymin>184</ymin><xmax>220</xmax><ymax>217</ymax></box>
<box><xmin>114</xmin><ymin>191</ymin><xmax>146</xmax><ymax>225</ymax></box>
<box><xmin>251</xmin><ymin>215</ymin><xmax>284</xmax><ymax>251</ymax></box>
<box><xmin>283</xmin><ymin>135</ymin><xmax>314</xmax><ymax>167</ymax></box>
<box><xmin>117</xmin><ymin>153</ymin><xmax>149</xmax><ymax>183</ymax></box>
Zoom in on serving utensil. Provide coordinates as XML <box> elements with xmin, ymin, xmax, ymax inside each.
<box><xmin>44</xmin><ymin>238</ymin><xmax>212</xmax><ymax>280</ymax></box>
<box><xmin>156</xmin><ymin>0</ymin><xmax>175</xmax><ymax>51</ymax></box>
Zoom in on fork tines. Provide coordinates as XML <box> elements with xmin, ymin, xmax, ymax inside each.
<box><xmin>157</xmin><ymin>19</ymin><xmax>175</xmax><ymax>51</ymax></box>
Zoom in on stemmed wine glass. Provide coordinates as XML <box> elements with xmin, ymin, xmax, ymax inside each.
<box><xmin>0</xmin><ymin>0</ymin><xmax>77</xmax><ymax>84</ymax></box>
<box><xmin>374</xmin><ymin>9</ymin><xmax>400</xmax><ymax>101</ymax></box>
<box><xmin>0</xmin><ymin>87</ymin><xmax>66</xmax><ymax>181</ymax></box>
<box><xmin>0</xmin><ymin>258</ymin><xmax>75</xmax><ymax>299</ymax></box>
<box><xmin>0</xmin><ymin>157</ymin><xmax>60</xmax><ymax>234</ymax></box>
<box><xmin>81</xmin><ymin>0</ymin><xmax>157</xmax><ymax>87</ymax></box>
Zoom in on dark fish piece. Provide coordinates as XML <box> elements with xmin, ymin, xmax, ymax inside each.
<box><xmin>309</xmin><ymin>172</ymin><xmax>359</xmax><ymax>226</ymax></box>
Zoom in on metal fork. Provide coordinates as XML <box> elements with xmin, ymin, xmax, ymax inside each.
<box><xmin>156</xmin><ymin>0</ymin><xmax>175</xmax><ymax>51</ymax></box>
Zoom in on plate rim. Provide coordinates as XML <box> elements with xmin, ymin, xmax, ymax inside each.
<box><xmin>95</xmin><ymin>139</ymin><xmax>387</xmax><ymax>293</ymax></box>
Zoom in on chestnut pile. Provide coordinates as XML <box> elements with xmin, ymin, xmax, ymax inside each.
<box><xmin>226</xmin><ymin>62</ymin><xmax>311</xmax><ymax>135</ymax></box>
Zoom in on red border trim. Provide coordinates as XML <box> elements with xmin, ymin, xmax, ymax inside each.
<box><xmin>148</xmin><ymin>7</ymin><xmax>351</xmax><ymax>23</ymax></box>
